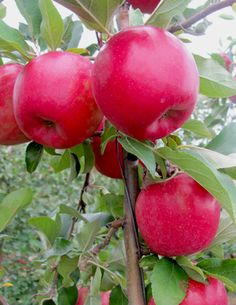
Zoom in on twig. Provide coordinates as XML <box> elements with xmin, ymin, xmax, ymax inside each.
<box><xmin>168</xmin><ymin>0</ymin><xmax>236</xmax><ymax>33</ymax></box>
<box><xmin>0</xmin><ymin>295</ymin><xmax>10</xmax><ymax>305</ymax></box>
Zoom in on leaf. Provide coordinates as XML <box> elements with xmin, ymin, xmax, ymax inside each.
<box><xmin>29</xmin><ymin>216</ymin><xmax>61</xmax><ymax>245</ymax></box>
<box><xmin>176</xmin><ymin>256</ymin><xmax>206</xmax><ymax>283</ymax></box>
<box><xmin>156</xmin><ymin>146</ymin><xmax>236</xmax><ymax>220</ymax></box>
<box><xmin>46</xmin><ymin>238</ymin><xmax>73</xmax><ymax>258</ymax></box>
<box><xmin>25</xmin><ymin>142</ymin><xmax>44</xmax><ymax>173</ymax></box>
<box><xmin>197</xmin><ymin>258</ymin><xmax>236</xmax><ymax>290</ymax></box>
<box><xmin>182</xmin><ymin>119</ymin><xmax>212</xmax><ymax>138</ymax></box>
<box><xmin>194</xmin><ymin>55</ymin><xmax>236</xmax><ymax>98</ymax></box>
<box><xmin>206</xmin><ymin>123</ymin><xmax>236</xmax><ymax>155</ymax></box>
<box><xmin>42</xmin><ymin>300</ymin><xmax>56</xmax><ymax>305</ymax></box>
<box><xmin>0</xmin><ymin>20</ymin><xmax>31</xmax><ymax>60</ymax></box>
<box><xmin>104</xmin><ymin>194</ymin><xmax>124</xmax><ymax>218</ymax></box>
<box><xmin>50</xmin><ymin>150</ymin><xmax>71</xmax><ymax>173</ymax></box>
<box><xmin>110</xmin><ymin>286</ymin><xmax>128</xmax><ymax>305</ymax></box>
<box><xmin>59</xmin><ymin>204</ymin><xmax>88</xmax><ymax>222</ymax></box>
<box><xmin>57</xmin><ymin>255</ymin><xmax>79</xmax><ymax>286</ymax></box>
<box><xmin>58</xmin><ymin>284</ymin><xmax>78</xmax><ymax>305</ymax></box>
<box><xmin>68</xmin><ymin>153</ymin><xmax>81</xmax><ymax>182</ymax></box>
<box><xmin>61</xmin><ymin>16</ymin><xmax>83</xmax><ymax>50</ymax></box>
<box><xmin>39</xmin><ymin>0</ymin><xmax>64</xmax><ymax>50</ymax></box>
<box><xmin>151</xmin><ymin>258</ymin><xmax>188</xmax><ymax>305</ymax></box>
<box><xmin>90</xmin><ymin>267</ymin><xmax>102</xmax><ymax>296</ymax></box>
<box><xmin>76</xmin><ymin>219</ymin><xmax>101</xmax><ymax>252</ymax></box>
<box><xmin>0</xmin><ymin>189</ymin><xmax>33</xmax><ymax>232</ymax></box>
<box><xmin>129</xmin><ymin>8</ymin><xmax>144</xmax><ymax>26</ymax></box>
<box><xmin>54</xmin><ymin>0</ymin><xmax>124</xmax><ymax>34</ymax></box>
<box><xmin>146</xmin><ymin>0</ymin><xmax>190</xmax><ymax>28</ymax></box>
<box><xmin>15</xmin><ymin>0</ymin><xmax>42</xmax><ymax>37</ymax></box>
<box><xmin>118</xmin><ymin>136</ymin><xmax>156</xmax><ymax>177</ymax></box>
<box><xmin>0</xmin><ymin>3</ymin><xmax>6</xmax><ymax>19</ymax></box>
<box><xmin>101</xmin><ymin>121</ymin><xmax>117</xmax><ymax>154</ymax></box>
<box><xmin>82</xmin><ymin>142</ymin><xmax>95</xmax><ymax>173</ymax></box>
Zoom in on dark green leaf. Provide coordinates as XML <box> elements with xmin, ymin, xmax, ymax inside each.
<box><xmin>50</xmin><ymin>150</ymin><xmax>71</xmax><ymax>173</ymax></box>
<box><xmin>58</xmin><ymin>255</ymin><xmax>79</xmax><ymax>286</ymax></box>
<box><xmin>58</xmin><ymin>284</ymin><xmax>78</xmax><ymax>305</ymax></box>
<box><xmin>46</xmin><ymin>238</ymin><xmax>73</xmax><ymax>258</ymax></box>
<box><xmin>101</xmin><ymin>121</ymin><xmax>117</xmax><ymax>154</ymax></box>
<box><xmin>176</xmin><ymin>256</ymin><xmax>206</xmax><ymax>283</ymax></box>
<box><xmin>25</xmin><ymin>142</ymin><xmax>44</xmax><ymax>173</ymax></box>
<box><xmin>110</xmin><ymin>286</ymin><xmax>128</xmax><ymax>305</ymax></box>
<box><xmin>68</xmin><ymin>153</ymin><xmax>81</xmax><ymax>182</ymax></box>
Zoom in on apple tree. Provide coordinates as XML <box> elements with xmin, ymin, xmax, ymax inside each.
<box><xmin>1</xmin><ymin>0</ymin><xmax>236</xmax><ymax>305</ymax></box>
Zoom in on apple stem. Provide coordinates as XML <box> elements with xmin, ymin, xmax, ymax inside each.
<box><xmin>123</xmin><ymin>152</ymin><xmax>146</xmax><ymax>305</ymax></box>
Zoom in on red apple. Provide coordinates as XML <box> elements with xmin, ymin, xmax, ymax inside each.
<box><xmin>92</xmin><ymin>121</ymin><xmax>123</xmax><ymax>179</ymax></box>
<box><xmin>92</xmin><ymin>26</ymin><xmax>199</xmax><ymax>142</ymax></box>
<box><xmin>13</xmin><ymin>51</ymin><xmax>103</xmax><ymax>149</ymax></box>
<box><xmin>0</xmin><ymin>64</ymin><xmax>28</xmax><ymax>145</ymax></box>
<box><xmin>76</xmin><ymin>287</ymin><xmax>110</xmax><ymax>305</ymax></box>
<box><xmin>135</xmin><ymin>173</ymin><xmax>220</xmax><ymax>256</ymax></box>
<box><xmin>148</xmin><ymin>277</ymin><xmax>228</xmax><ymax>305</ymax></box>
<box><xmin>129</xmin><ymin>0</ymin><xmax>160</xmax><ymax>13</ymax></box>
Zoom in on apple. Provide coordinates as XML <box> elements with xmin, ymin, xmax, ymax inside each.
<box><xmin>92</xmin><ymin>26</ymin><xmax>199</xmax><ymax>142</ymax></box>
<box><xmin>0</xmin><ymin>63</ymin><xmax>28</xmax><ymax>145</ymax></box>
<box><xmin>76</xmin><ymin>287</ymin><xmax>110</xmax><ymax>305</ymax></box>
<box><xmin>92</xmin><ymin>121</ymin><xmax>123</xmax><ymax>179</ymax></box>
<box><xmin>129</xmin><ymin>0</ymin><xmax>160</xmax><ymax>13</ymax></box>
<box><xmin>135</xmin><ymin>173</ymin><xmax>220</xmax><ymax>256</ymax></box>
<box><xmin>148</xmin><ymin>277</ymin><xmax>228</xmax><ymax>305</ymax></box>
<box><xmin>13</xmin><ymin>51</ymin><xmax>103</xmax><ymax>149</ymax></box>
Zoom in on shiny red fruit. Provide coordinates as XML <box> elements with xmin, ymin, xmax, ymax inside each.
<box><xmin>92</xmin><ymin>121</ymin><xmax>123</xmax><ymax>179</ymax></box>
<box><xmin>0</xmin><ymin>64</ymin><xmax>28</xmax><ymax>145</ymax></box>
<box><xmin>129</xmin><ymin>0</ymin><xmax>160</xmax><ymax>13</ymax></box>
<box><xmin>92</xmin><ymin>26</ymin><xmax>199</xmax><ymax>141</ymax></box>
<box><xmin>135</xmin><ymin>173</ymin><xmax>220</xmax><ymax>256</ymax></box>
<box><xmin>148</xmin><ymin>277</ymin><xmax>228</xmax><ymax>305</ymax></box>
<box><xmin>76</xmin><ymin>287</ymin><xmax>110</xmax><ymax>305</ymax></box>
<box><xmin>13</xmin><ymin>51</ymin><xmax>103</xmax><ymax>149</ymax></box>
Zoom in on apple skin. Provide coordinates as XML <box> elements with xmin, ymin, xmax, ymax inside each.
<box><xmin>135</xmin><ymin>173</ymin><xmax>220</xmax><ymax>256</ymax></box>
<box><xmin>148</xmin><ymin>277</ymin><xmax>228</xmax><ymax>305</ymax></box>
<box><xmin>92</xmin><ymin>26</ymin><xmax>199</xmax><ymax>142</ymax></box>
<box><xmin>13</xmin><ymin>51</ymin><xmax>103</xmax><ymax>149</ymax></box>
<box><xmin>76</xmin><ymin>287</ymin><xmax>110</xmax><ymax>305</ymax></box>
<box><xmin>128</xmin><ymin>0</ymin><xmax>160</xmax><ymax>13</ymax></box>
<box><xmin>0</xmin><ymin>64</ymin><xmax>28</xmax><ymax>145</ymax></box>
<box><xmin>92</xmin><ymin>121</ymin><xmax>123</xmax><ymax>179</ymax></box>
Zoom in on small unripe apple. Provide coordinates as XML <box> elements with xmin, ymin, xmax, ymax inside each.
<box><xmin>92</xmin><ymin>26</ymin><xmax>199</xmax><ymax>141</ymax></box>
<box><xmin>13</xmin><ymin>51</ymin><xmax>103</xmax><ymax>149</ymax></box>
<box><xmin>148</xmin><ymin>277</ymin><xmax>228</xmax><ymax>305</ymax></box>
<box><xmin>76</xmin><ymin>287</ymin><xmax>110</xmax><ymax>305</ymax></box>
<box><xmin>92</xmin><ymin>121</ymin><xmax>123</xmax><ymax>179</ymax></box>
<box><xmin>135</xmin><ymin>173</ymin><xmax>220</xmax><ymax>256</ymax></box>
<box><xmin>0</xmin><ymin>64</ymin><xmax>28</xmax><ymax>145</ymax></box>
<box><xmin>129</xmin><ymin>0</ymin><xmax>160</xmax><ymax>13</ymax></box>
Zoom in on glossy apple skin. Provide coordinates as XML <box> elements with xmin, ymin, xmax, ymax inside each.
<box><xmin>135</xmin><ymin>173</ymin><xmax>220</xmax><ymax>256</ymax></box>
<box><xmin>148</xmin><ymin>277</ymin><xmax>228</xmax><ymax>305</ymax></box>
<box><xmin>76</xmin><ymin>287</ymin><xmax>110</xmax><ymax>305</ymax></box>
<box><xmin>92</xmin><ymin>26</ymin><xmax>199</xmax><ymax>142</ymax></box>
<box><xmin>13</xmin><ymin>51</ymin><xmax>103</xmax><ymax>149</ymax></box>
<box><xmin>0</xmin><ymin>64</ymin><xmax>28</xmax><ymax>145</ymax></box>
<box><xmin>92</xmin><ymin>120</ymin><xmax>123</xmax><ymax>179</ymax></box>
<box><xmin>129</xmin><ymin>0</ymin><xmax>160</xmax><ymax>13</ymax></box>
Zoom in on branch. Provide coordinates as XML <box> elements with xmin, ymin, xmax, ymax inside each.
<box><xmin>168</xmin><ymin>0</ymin><xmax>236</xmax><ymax>33</ymax></box>
<box><xmin>0</xmin><ymin>295</ymin><xmax>9</xmax><ymax>305</ymax></box>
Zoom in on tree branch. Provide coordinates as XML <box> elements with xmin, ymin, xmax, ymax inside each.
<box><xmin>168</xmin><ymin>0</ymin><xmax>236</xmax><ymax>33</ymax></box>
<box><xmin>0</xmin><ymin>295</ymin><xmax>9</xmax><ymax>305</ymax></box>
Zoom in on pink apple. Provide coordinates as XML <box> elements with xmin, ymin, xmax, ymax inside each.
<box><xmin>129</xmin><ymin>0</ymin><xmax>161</xmax><ymax>13</ymax></box>
<box><xmin>135</xmin><ymin>173</ymin><xmax>220</xmax><ymax>256</ymax></box>
<box><xmin>148</xmin><ymin>277</ymin><xmax>228</xmax><ymax>305</ymax></box>
<box><xmin>0</xmin><ymin>64</ymin><xmax>28</xmax><ymax>145</ymax></box>
<box><xmin>76</xmin><ymin>287</ymin><xmax>110</xmax><ymax>305</ymax></box>
<box><xmin>13</xmin><ymin>51</ymin><xmax>103</xmax><ymax>149</ymax></box>
<box><xmin>92</xmin><ymin>26</ymin><xmax>199</xmax><ymax>141</ymax></box>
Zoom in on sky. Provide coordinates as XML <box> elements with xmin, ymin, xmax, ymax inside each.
<box><xmin>2</xmin><ymin>0</ymin><xmax>236</xmax><ymax>56</ymax></box>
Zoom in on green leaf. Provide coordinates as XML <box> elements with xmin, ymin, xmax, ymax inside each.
<box><xmin>104</xmin><ymin>194</ymin><xmax>124</xmax><ymax>218</ymax></box>
<box><xmin>39</xmin><ymin>0</ymin><xmax>64</xmax><ymax>50</ymax></box>
<box><xmin>82</xmin><ymin>142</ymin><xmax>95</xmax><ymax>173</ymax></box>
<box><xmin>0</xmin><ymin>20</ymin><xmax>31</xmax><ymax>60</ymax></box>
<box><xmin>146</xmin><ymin>0</ymin><xmax>190</xmax><ymax>28</ymax></box>
<box><xmin>194</xmin><ymin>55</ymin><xmax>236</xmax><ymax>98</ymax></box>
<box><xmin>59</xmin><ymin>204</ymin><xmax>88</xmax><ymax>222</ymax></box>
<box><xmin>101</xmin><ymin>121</ymin><xmax>117</xmax><ymax>154</ymax></box>
<box><xmin>54</xmin><ymin>0</ymin><xmax>124</xmax><ymax>34</ymax></box>
<box><xmin>46</xmin><ymin>238</ymin><xmax>73</xmax><ymax>258</ymax></box>
<box><xmin>90</xmin><ymin>267</ymin><xmax>102</xmax><ymax>296</ymax></box>
<box><xmin>197</xmin><ymin>258</ymin><xmax>236</xmax><ymax>290</ymax></box>
<box><xmin>110</xmin><ymin>286</ymin><xmax>128</xmax><ymax>305</ymax></box>
<box><xmin>58</xmin><ymin>284</ymin><xmax>78</xmax><ymax>305</ymax></box>
<box><xmin>42</xmin><ymin>300</ymin><xmax>56</xmax><ymax>305</ymax></box>
<box><xmin>50</xmin><ymin>150</ymin><xmax>71</xmax><ymax>173</ymax></box>
<box><xmin>206</xmin><ymin>123</ymin><xmax>236</xmax><ymax>155</ymax></box>
<box><xmin>29</xmin><ymin>216</ymin><xmax>61</xmax><ymax>245</ymax></box>
<box><xmin>25</xmin><ymin>142</ymin><xmax>44</xmax><ymax>173</ymax></box>
<box><xmin>0</xmin><ymin>188</ymin><xmax>33</xmax><ymax>232</ymax></box>
<box><xmin>176</xmin><ymin>256</ymin><xmax>206</xmax><ymax>283</ymax></box>
<box><xmin>68</xmin><ymin>153</ymin><xmax>81</xmax><ymax>182</ymax></box>
<box><xmin>15</xmin><ymin>0</ymin><xmax>42</xmax><ymax>37</ymax></box>
<box><xmin>151</xmin><ymin>258</ymin><xmax>188</xmax><ymax>305</ymax></box>
<box><xmin>119</xmin><ymin>136</ymin><xmax>156</xmax><ymax>177</ymax></box>
<box><xmin>129</xmin><ymin>8</ymin><xmax>144</xmax><ymax>26</ymax></box>
<box><xmin>182</xmin><ymin>119</ymin><xmax>212</xmax><ymax>138</ymax></box>
<box><xmin>76</xmin><ymin>219</ymin><xmax>101</xmax><ymax>252</ymax></box>
<box><xmin>61</xmin><ymin>16</ymin><xmax>83</xmax><ymax>50</ymax></box>
<box><xmin>58</xmin><ymin>255</ymin><xmax>79</xmax><ymax>286</ymax></box>
<box><xmin>0</xmin><ymin>3</ymin><xmax>6</xmax><ymax>19</ymax></box>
